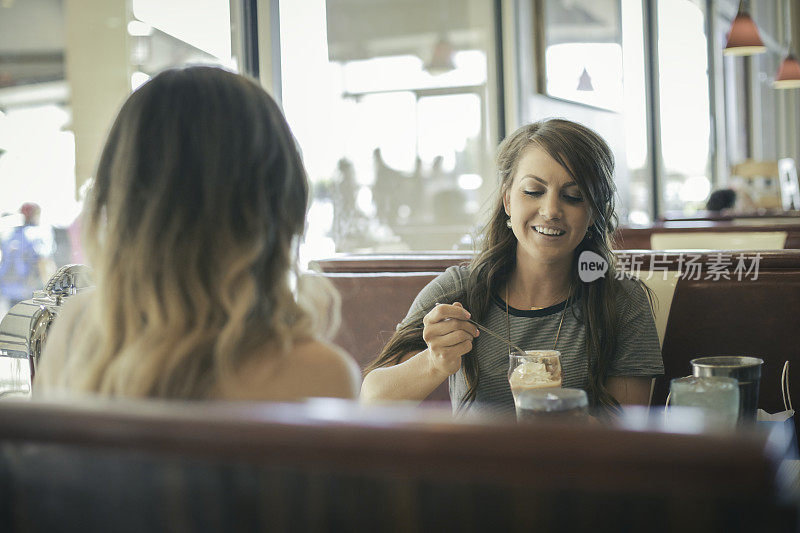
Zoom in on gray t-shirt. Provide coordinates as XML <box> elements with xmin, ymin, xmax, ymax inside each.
<box><xmin>399</xmin><ymin>266</ymin><xmax>664</xmax><ymax>414</ymax></box>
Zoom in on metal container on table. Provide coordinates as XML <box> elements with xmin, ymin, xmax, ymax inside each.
<box><xmin>690</xmin><ymin>356</ymin><xmax>765</xmax><ymax>423</ymax></box>
<box><xmin>0</xmin><ymin>264</ymin><xmax>92</xmax><ymax>398</ymax></box>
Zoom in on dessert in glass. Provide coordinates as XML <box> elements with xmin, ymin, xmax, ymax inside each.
<box><xmin>508</xmin><ymin>350</ymin><xmax>562</xmax><ymax>418</ymax></box>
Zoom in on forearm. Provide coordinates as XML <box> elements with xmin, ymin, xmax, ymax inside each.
<box><xmin>360</xmin><ymin>349</ymin><xmax>450</xmax><ymax>404</ymax></box>
<box><xmin>606</xmin><ymin>376</ymin><xmax>653</xmax><ymax>406</ymax></box>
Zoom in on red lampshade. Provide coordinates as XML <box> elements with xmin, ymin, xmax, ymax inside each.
<box><xmin>775</xmin><ymin>53</ymin><xmax>800</xmax><ymax>89</ymax></box>
<box><xmin>724</xmin><ymin>11</ymin><xmax>766</xmax><ymax>56</ymax></box>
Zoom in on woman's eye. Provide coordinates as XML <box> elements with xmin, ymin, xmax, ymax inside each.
<box><xmin>563</xmin><ymin>194</ymin><xmax>584</xmax><ymax>203</ymax></box>
<box><xmin>523</xmin><ymin>190</ymin><xmax>544</xmax><ymax>197</ymax></box>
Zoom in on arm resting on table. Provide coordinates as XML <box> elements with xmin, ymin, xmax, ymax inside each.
<box><xmin>360</xmin><ymin>350</ymin><xmax>449</xmax><ymax>404</ymax></box>
<box><xmin>606</xmin><ymin>376</ymin><xmax>654</xmax><ymax>406</ymax></box>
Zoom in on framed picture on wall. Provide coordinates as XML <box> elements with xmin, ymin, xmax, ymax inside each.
<box><xmin>535</xmin><ymin>0</ymin><xmax>623</xmax><ymax>111</ymax></box>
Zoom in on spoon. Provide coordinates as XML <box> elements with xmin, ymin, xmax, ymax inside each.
<box><xmin>465</xmin><ymin>318</ymin><xmax>527</xmax><ymax>355</ymax></box>
<box><xmin>433</xmin><ymin>302</ymin><xmax>527</xmax><ymax>355</ymax></box>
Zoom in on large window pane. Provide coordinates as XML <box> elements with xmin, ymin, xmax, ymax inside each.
<box><xmin>620</xmin><ymin>0</ymin><xmax>651</xmax><ymax>224</ymax></box>
<box><xmin>541</xmin><ymin>0</ymin><xmax>624</xmax><ymax>112</ymax></box>
<box><xmin>279</xmin><ymin>0</ymin><xmax>498</xmax><ymax>261</ymax></box>
<box><xmin>517</xmin><ymin>0</ymin><xmax>645</xmax><ymax>225</ymax></box>
<box><xmin>0</xmin><ymin>0</ymin><xmax>239</xmax><ymax>313</ymax></box>
<box><xmin>657</xmin><ymin>0</ymin><xmax>712</xmax><ymax>213</ymax></box>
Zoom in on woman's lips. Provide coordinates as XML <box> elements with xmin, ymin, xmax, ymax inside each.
<box><xmin>533</xmin><ymin>225</ymin><xmax>566</xmax><ymax>237</ymax></box>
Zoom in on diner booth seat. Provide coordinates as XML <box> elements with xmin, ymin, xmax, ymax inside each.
<box><xmin>314</xmin><ymin>250</ymin><xmax>800</xmax><ymax>419</ymax></box>
<box><xmin>615</xmin><ymin>220</ymin><xmax>800</xmax><ymax>250</ymax></box>
<box><xmin>0</xmin><ymin>399</ymin><xmax>796</xmax><ymax>532</ymax></box>
<box><xmin>649</xmin><ymin>231</ymin><xmax>787</xmax><ymax>250</ymax></box>
<box><xmin>655</xmin><ymin>251</ymin><xmax>800</xmax><ymax>412</ymax></box>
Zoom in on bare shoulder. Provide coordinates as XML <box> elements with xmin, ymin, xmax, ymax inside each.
<box><xmin>289</xmin><ymin>339</ymin><xmax>362</xmax><ymax>398</ymax></box>
<box><xmin>37</xmin><ymin>290</ymin><xmax>94</xmax><ymax>389</ymax></box>
<box><xmin>221</xmin><ymin>339</ymin><xmax>361</xmax><ymax>401</ymax></box>
<box><xmin>42</xmin><ymin>291</ymin><xmax>93</xmax><ymax>355</ymax></box>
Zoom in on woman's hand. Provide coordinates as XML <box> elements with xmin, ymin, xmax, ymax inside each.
<box><xmin>422</xmin><ymin>302</ymin><xmax>479</xmax><ymax>378</ymax></box>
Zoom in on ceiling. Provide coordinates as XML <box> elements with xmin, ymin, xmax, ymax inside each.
<box><xmin>326</xmin><ymin>0</ymin><xmax>486</xmax><ymax>62</ymax></box>
<box><xmin>0</xmin><ymin>0</ymin><xmax>64</xmax><ymax>88</ymax></box>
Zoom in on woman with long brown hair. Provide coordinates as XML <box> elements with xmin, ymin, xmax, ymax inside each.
<box><xmin>37</xmin><ymin>66</ymin><xmax>359</xmax><ymax>401</ymax></box>
<box><xmin>361</xmin><ymin>119</ymin><xmax>662</xmax><ymax>414</ymax></box>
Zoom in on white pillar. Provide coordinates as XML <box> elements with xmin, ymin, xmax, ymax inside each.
<box><xmin>64</xmin><ymin>0</ymin><xmax>130</xmax><ymax>198</ymax></box>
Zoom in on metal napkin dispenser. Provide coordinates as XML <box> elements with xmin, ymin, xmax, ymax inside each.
<box><xmin>0</xmin><ymin>264</ymin><xmax>92</xmax><ymax>398</ymax></box>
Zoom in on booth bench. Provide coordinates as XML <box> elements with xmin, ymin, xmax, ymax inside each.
<box><xmin>0</xmin><ymin>399</ymin><xmax>796</xmax><ymax>532</ymax></box>
<box><xmin>314</xmin><ymin>250</ymin><xmax>800</xmax><ymax>417</ymax></box>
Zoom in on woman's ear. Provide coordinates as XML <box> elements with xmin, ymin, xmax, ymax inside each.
<box><xmin>503</xmin><ymin>189</ymin><xmax>511</xmax><ymax>216</ymax></box>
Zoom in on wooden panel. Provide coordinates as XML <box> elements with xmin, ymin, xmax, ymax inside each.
<box><xmin>311</xmin><ymin>253</ymin><xmax>471</xmax><ymax>273</ymax></box>
<box><xmin>732</xmin><ymin>159</ymin><xmax>780</xmax><ymax>178</ymax></box>
<box><xmin>656</xmin><ymin>270</ymin><xmax>800</xmax><ymax>419</ymax></box>
<box><xmin>649</xmin><ymin>231</ymin><xmax>787</xmax><ymax>250</ymax></box>
<box><xmin>616</xmin><ymin>221</ymin><xmax>800</xmax><ymax>250</ymax></box>
<box><xmin>660</xmin><ymin>209</ymin><xmax>800</xmax><ymax>222</ymax></box>
<box><xmin>316</xmin><ymin>250</ymin><xmax>800</xmax><ymax>274</ymax></box>
<box><xmin>0</xmin><ymin>400</ymin><xmax>795</xmax><ymax>532</ymax></box>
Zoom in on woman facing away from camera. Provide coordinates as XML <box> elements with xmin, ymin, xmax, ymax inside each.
<box><xmin>36</xmin><ymin>66</ymin><xmax>360</xmax><ymax>401</ymax></box>
<box><xmin>361</xmin><ymin>119</ymin><xmax>663</xmax><ymax>415</ymax></box>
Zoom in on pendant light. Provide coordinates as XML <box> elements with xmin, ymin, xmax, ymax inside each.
<box><xmin>724</xmin><ymin>0</ymin><xmax>766</xmax><ymax>56</ymax></box>
<box><xmin>424</xmin><ymin>2</ymin><xmax>456</xmax><ymax>75</ymax></box>
<box><xmin>775</xmin><ymin>0</ymin><xmax>800</xmax><ymax>89</ymax></box>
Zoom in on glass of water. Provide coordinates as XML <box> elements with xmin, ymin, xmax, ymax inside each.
<box><xmin>514</xmin><ymin>388</ymin><xmax>589</xmax><ymax>423</ymax></box>
<box><xmin>670</xmin><ymin>376</ymin><xmax>740</xmax><ymax>429</ymax></box>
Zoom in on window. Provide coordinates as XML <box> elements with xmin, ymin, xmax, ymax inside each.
<box><xmin>0</xmin><ymin>0</ymin><xmax>241</xmax><ymax>311</ymax></box>
<box><xmin>656</xmin><ymin>0</ymin><xmax>712</xmax><ymax>214</ymax></box>
<box><xmin>278</xmin><ymin>0</ymin><xmax>500</xmax><ymax>262</ymax></box>
<box><xmin>540</xmin><ymin>0</ymin><xmax>624</xmax><ymax>112</ymax></box>
<box><xmin>517</xmin><ymin>0</ymin><xmax>647</xmax><ymax>224</ymax></box>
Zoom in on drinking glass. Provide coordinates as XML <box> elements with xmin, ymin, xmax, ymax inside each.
<box><xmin>690</xmin><ymin>356</ymin><xmax>763</xmax><ymax>423</ymax></box>
<box><xmin>514</xmin><ymin>388</ymin><xmax>589</xmax><ymax>423</ymax></box>
<box><xmin>669</xmin><ymin>376</ymin><xmax>740</xmax><ymax>429</ymax></box>
<box><xmin>508</xmin><ymin>350</ymin><xmax>562</xmax><ymax>417</ymax></box>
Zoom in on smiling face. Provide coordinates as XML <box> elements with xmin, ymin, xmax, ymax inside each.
<box><xmin>503</xmin><ymin>145</ymin><xmax>592</xmax><ymax>267</ymax></box>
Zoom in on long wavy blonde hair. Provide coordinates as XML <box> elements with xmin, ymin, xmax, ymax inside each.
<box><xmin>52</xmin><ymin>66</ymin><xmax>333</xmax><ymax>398</ymax></box>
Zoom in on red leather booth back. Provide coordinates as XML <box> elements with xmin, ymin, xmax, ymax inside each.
<box><xmin>0</xmin><ymin>400</ymin><xmax>794</xmax><ymax>532</ymax></box>
<box><xmin>656</xmin><ymin>266</ymin><xmax>800</xmax><ymax>414</ymax></box>
<box><xmin>315</xmin><ymin>251</ymin><xmax>800</xmax><ymax>412</ymax></box>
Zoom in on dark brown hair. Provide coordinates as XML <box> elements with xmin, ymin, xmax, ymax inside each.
<box><xmin>365</xmin><ymin>119</ymin><xmax>650</xmax><ymax>413</ymax></box>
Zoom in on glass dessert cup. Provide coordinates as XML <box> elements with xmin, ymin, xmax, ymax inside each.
<box><xmin>508</xmin><ymin>350</ymin><xmax>563</xmax><ymax>418</ymax></box>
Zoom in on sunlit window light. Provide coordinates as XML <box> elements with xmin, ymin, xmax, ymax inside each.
<box><xmin>131</xmin><ymin>71</ymin><xmax>151</xmax><ymax>91</ymax></box>
<box><xmin>679</xmin><ymin>176</ymin><xmax>712</xmax><ymax>203</ymax></box>
<box><xmin>546</xmin><ymin>43</ymin><xmax>624</xmax><ymax>111</ymax></box>
<box><xmin>458</xmin><ymin>174</ymin><xmax>483</xmax><ymax>191</ymax></box>
<box><xmin>342</xmin><ymin>51</ymin><xmax>487</xmax><ymax>94</ymax></box>
<box><xmin>127</xmin><ymin>20</ymin><xmax>153</xmax><ymax>37</ymax></box>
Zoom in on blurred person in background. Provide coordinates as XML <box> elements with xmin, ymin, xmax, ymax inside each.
<box><xmin>705</xmin><ymin>188</ymin><xmax>737</xmax><ymax>212</ymax></box>
<box><xmin>37</xmin><ymin>67</ymin><xmax>360</xmax><ymax>401</ymax></box>
<box><xmin>0</xmin><ymin>202</ymin><xmax>55</xmax><ymax>312</ymax></box>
